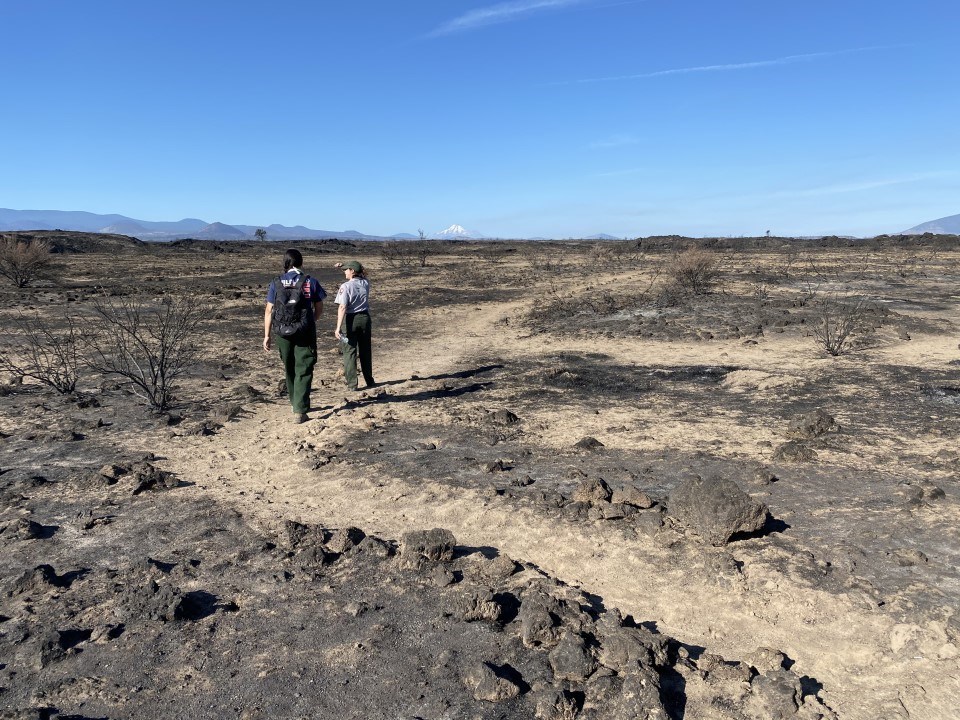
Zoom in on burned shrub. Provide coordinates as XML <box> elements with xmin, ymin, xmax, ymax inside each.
<box><xmin>86</xmin><ymin>294</ymin><xmax>206</xmax><ymax>411</ymax></box>
<box><xmin>667</xmin><ymin>247</ymin><xmax>721</xmax><ymax>296</ymax></box>
<box><xmin>811</xmin><ymin>294</ymin><xmax>876</xmax><ymax>356</ymax></box>
<box><xmin>0</xmin><ymin>235</ymin><xmax>52</xmax><ymax>288</ymax></box>
<box><xmin>0</xmin><ymin>312</ymin><xmax>86</xmax><ymax>393</ymax></box>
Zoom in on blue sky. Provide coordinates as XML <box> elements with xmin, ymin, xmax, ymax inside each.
<box><xmin>2</xmin><ymin>0</ymin><xmax>958</xmax><ymax>238</ymax></box>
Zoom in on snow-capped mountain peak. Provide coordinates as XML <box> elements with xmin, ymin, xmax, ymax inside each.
<box><xmin>432</xmin><ymin>224</ymin><xmax>484</xmax><ymax>239</ymax></box>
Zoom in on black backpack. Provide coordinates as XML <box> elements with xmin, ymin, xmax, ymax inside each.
<box><xmin>272</xmin><ymin>274</ymin><xmax>312</xmax><ymax>337</ymax></box>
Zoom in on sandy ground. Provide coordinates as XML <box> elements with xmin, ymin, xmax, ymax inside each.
<box><xmin>158</xmin><ymin>250</ymin><xmax>960</xmax><ymax>720</ymax></box>
<box><xmin>2</xmin><ymin>234</ymin><xmax>959</xmax><ymax>718</ymax></box>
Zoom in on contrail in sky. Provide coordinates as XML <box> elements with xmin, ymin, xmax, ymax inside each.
<box><xmin>429</xmin><ymin>0</ymin><xmax>590</xmax><ymax>37</ymax></box>
<box><xmin>561</xmin><ymin>45</ymin><xmax>908</xmax><ymax>84</ymax></box>
<box><xmin>766</xmin><ymin>172</ymin><xmax>954</xmax><ymax>199</ymax></box>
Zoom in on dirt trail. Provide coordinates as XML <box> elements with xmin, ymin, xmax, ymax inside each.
<box><xmin>166</xmin><ymin>293</ymin><xmax>960</xmax><ymax>720</ymax></box>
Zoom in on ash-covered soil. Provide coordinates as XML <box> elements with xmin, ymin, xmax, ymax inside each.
<box><xmin>1</xmin><ymin>233</ymin><xmax>959</xmax><ymax>719</ymax></box>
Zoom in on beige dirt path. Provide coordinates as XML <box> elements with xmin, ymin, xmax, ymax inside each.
<box><xmin>165</xmin><ymin>286</ymin><xmax>960</xmax><ymax>720</ymax></box>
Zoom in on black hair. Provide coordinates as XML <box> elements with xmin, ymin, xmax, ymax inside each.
<box><xmin>283</xmin><ymin>248</ymin><xmax>303</xmax><ymax>271</ymax></box>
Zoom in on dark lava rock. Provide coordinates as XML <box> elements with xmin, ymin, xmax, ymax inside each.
<box><xmin>772</xmin><ymin>440</ymin><xmax>819</xmax><ymax>463</ymax></box>
<box><xmin>749</xmin><ymin>467</ymin><xmax>778</xmax><ymax>486</ymax></box>
<box><xmin>283</xmin><ymin>520</ymin><xmax>330</xmax><ymax>549</ymax></box>
<box><xmin>78</xmin><ymin>469</ymin><xmax>118</xmax><ymax>489</ymax></box>
<box><xmin>747</xmin><ymin>668</ymin><xmax>802</xmax><ymax>719</ymax></box>
<box><xmin>588</xmin><ymin>501</ymin><xmax>628</xmax><ymax>521</ymax></box>
<box><xmin>401</xmin><ymin>528</ymin><xmax>457</xmax><ymax>565</ymax></box>
<box><xmin>354</xmin><ymin>535</ymin><xmax>394</xmax><ymax>558</ymax></box>
<box><xmin>599</xmin><ymin>625</ymin><xmax>669</xmax><ymax>672</ymax></box>
<box><xmin>181</xmin><ymin>420</ymin><xmax>222</xmax><ymax>437</ymax></box>
<box><xmin>463</xmin><ymin>662</ymin><xmax>521</xmax><ymax>702</ymax></box>
<box><xmin>10</xmin><ymin>565</ymin><xmax>66</xmax><ymax>596</ymax></box>
<box><xmin>212</xmin><ymin>401</ymin><xmax>244</xmax><ymax>422</ymax></box>
<box><xmin>609</xmin><ymin>663</ymin><xmax>666</xmax><ymax>718</ymax></box>
<box><xmin>0</xmin><ymin>709</ymin><xmax>50</xmax><ymax>720</ymax></box>
<box><xmin>611</xmin><ymin>484</ymin><xmax>655</xmax><ymax>509</ymax></box>
<box><xmin>696</xmin><ymin>653</ymin><xmax>753</xmax><ymax>685</ymax></box>
<box><xmin>343</xmin><ymin>601</ymin><xmax>369</xmax><ymax>617</ymax></box>
<box><xmin>429</xmin><ymin>565</ymin><xmax>456</xmax><ymax>587</ymax></box>
<box><xmin>234</xmin><ymin>384</ymin><xmax>263</xmax><ymax>399</ymax></box>
<box><xmin>537</xmin><ymin>490</ymin><xmax>568</xmax><ymax>508</ymax></box>
<box><xmin>564</xmin><ymin>501</ymin><xmax>591</xmax><ymax>519</ymax></box>
<box><xmin>38</xmin><ymin>627</ymin><xmax>92</xmax><ymax>667</ymax></box>
<box><xmin>787</xmin><ymin>409</ymin><xmax>837</xmax><ymax>439</ymax></box>
<box><xmin>479</xmin><ymin>554</ymin><xmax>519</xmax><ymax>582</ymax></box>
<box><xmin>634</xmin><ymin>508</ymin><xmax>665</xmax><ymax>536</ymax></box>
<box><xmin>118</xmin><ymin>577</ymin><xmax>184</xmax><ymax>623</ymax></box>
<box><xmin>326</xmin><ymin>526</ymin><xmax>366</xmax><ymax>554</ymax></box>
<box><xmin>10</xmin><ymin>518</ymin><xmax>44</xmax><ymax>540</ymax></box>
<box><xmin>292</xmin><ymin>543</ymin><xmax>334</xmax><ymax>567</ymax></box>
<box><xmin>584</xmin><ymin>670</ymin><xmax>623</xmax><ymax>708</ymax></box>
<box><xmin>745</xmin><ymin>646</ymin><xmax>787</xmax><ymax>674</ymax></box>
<box><xmin>512</xmin><ymin>475</ymin><xmax>535</xmax><ymax>487</ymax></box>
<box><xmin>573</xmin><ymin>476</ymin><xmax>612</xmax><ymax>503</ymax></box>
<box><xmin>98</xmin><ymin>463</ymin><xmax>130</xmax><ymax>480</ymax></box>
<box><xmin>667</xmin><ymin>475</ymin><xmax>769</xmax><ymax>546</ymax></box>
<box><xmin>482</xmin><ymin>459</ymin><xmax>509</xmax><ymax>473</ymax></box>
<box><xmin>574</xmin><ymin>437</ymin><xmax>605</xmax><ymax>451</ymax></box>
<box><xmin>519</xmin><ymin>591</ymin><xmax>562</xmax><ymax>648</ymax></box>
<box><xmin>489</xmin><ymin>409</ymin><xmax>521</xmax><ymax>426</ymax></box>
<box><xmin>548</xmin><ymin>631</ymin><xmax>596</xmax><ymax>681</ymax></box>
<box><xmin>130</xmin><ymin>462</ymin><xmax>179</xmax><ymax>494</ymax></box>
<box><xmin>533</xmin><ymin>688</ymin><xmax>580</xmax><ymax>720</ymax></box>
<box><xmin>893</xmin><ymin>480</ymin><xmax>945</xmax><ymax>509</ymax></box>
<box><xmin>895</xmin><ymin>483</ymin><xmax>925</xmax><ymax>507</ymax></box>
<box><xmin>454</xmin><ymin>591</ymin><xmax>503</xmax><ymax>623</ymax></box>
<box><xmin>890</xmin><ymin>548</ymin><xmax>928</xmax><ymax>566</ymax></box>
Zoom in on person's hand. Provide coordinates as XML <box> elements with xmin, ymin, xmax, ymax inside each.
<box><xmin>334</xmin><ymin>330</ymin><xmax>342</xmax><ymax>341</ymax></box>
<box><xmin>333</xmin><ymin>262</ymin><xmax>343</xmax><ymax>268</ymax></box>
<box><xmin>263</xmin><ymin>336</ymin><xmax>272</xmax><ymax>352</ymax></box>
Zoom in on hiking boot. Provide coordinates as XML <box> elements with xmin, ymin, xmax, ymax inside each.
<box><xmin>295</xmin><ymin>413</ymin><xmax>309</xmax><ymax>424</ymax></box>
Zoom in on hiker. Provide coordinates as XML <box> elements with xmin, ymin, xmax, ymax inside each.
<box><xmin>333</xmin><ymin>260</ymin><xmax>375</xmax><ymax>391</ymax></box>
<box><xmin>263</xmin><ymin>248</ymin><xmax>327</xmax><ymax>422</ymax></box>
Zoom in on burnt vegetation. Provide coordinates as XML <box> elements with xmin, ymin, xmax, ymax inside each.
<box><xmin>0</xmin><ymin>235</ymin><xmax>52</xmax><ymax>287</ymax></box>
<box><xmin>0</xmin><ymin>230</ymin><xmax>958</xmax><ymax>719</ymax></box>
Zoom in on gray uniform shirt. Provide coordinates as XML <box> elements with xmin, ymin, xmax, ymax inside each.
<box><xmin>334</xmin><ymin>277</ymin><xmax>370</xmax><ymax>313</ymax></box>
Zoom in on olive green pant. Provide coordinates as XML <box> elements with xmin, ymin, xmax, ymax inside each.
<box><xmin>342</xmin><ymin>312</ymin><xmax>374</xmax><ymax>389</ymax></box>
<box><xmin>276</xmin><ymin>333</ymin><xmax>317</xmax><ymax>414</ymax></box>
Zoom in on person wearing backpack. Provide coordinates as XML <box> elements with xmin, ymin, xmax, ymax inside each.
<box><xmin>263</xmin><ymin>248</ymin><xmax>327</xmax><ymax>423</ymax></box>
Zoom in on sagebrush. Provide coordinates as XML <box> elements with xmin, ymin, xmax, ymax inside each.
<box><xmin>0</xmin><ymin>312</ymin><xmax>85</xmax><ymax>393</ymax></box>
<box><xmin>811</xmin><ymin>295</ymin><xmax>875</xmax><ymax>356</ymax></box>
<box><xmin>667</xmin><ymin>248</ymin><xmax>721</xmax><ymax>295</ymax></box>
<box><xmin>0</xmin><ymin>236</ymin><xmax>51</xmax><ymax>287</ymax></box>
<box><xmin>86</xmin><ymin>295</ymin><xmax>206</xmax><ymax>410</ymax></box>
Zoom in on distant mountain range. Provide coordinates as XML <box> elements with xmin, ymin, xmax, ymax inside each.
<box><xmin>25</xmin><ymin>206</ymin><xmax>951</xmax><ymax>240</ymax></box>
<box><xmin>0</xmin><ymin>209</ymin><xmax>382</xmax><ymax>241</ymax></box>
<box><xmin>902</xmin><ymin>213</ymin><xmax>960</xmax><ymax>235</ymax></box>
<box><xmin>0</xmin><ymin>208</ymin><xmax>633</xmax><ymax>241</ymax></box>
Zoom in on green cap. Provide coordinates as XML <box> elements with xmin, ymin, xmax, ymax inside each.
<box><xmin>343</xmin><ymin>261</ymin><xmax>363</xmax><ymax>272</ymax></box>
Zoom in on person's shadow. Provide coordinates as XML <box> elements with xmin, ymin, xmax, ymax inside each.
<box><xmin>311</xmin><ymin>364</ymin><xmax>504</xmax><ymax>419</ymax></box>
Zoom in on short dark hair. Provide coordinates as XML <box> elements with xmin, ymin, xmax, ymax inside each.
<box><xmin>283</xmin><ymin>248</ymin><xmax>303</xmax><ymax>271</ymax></box>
